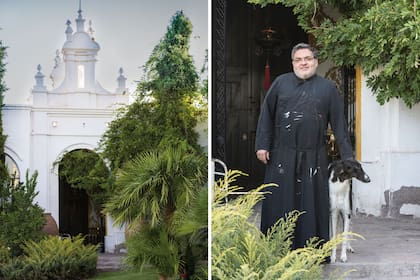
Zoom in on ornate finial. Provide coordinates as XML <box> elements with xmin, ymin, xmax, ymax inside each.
<box><xmin>50</xmin><ymin>50</ymin><xmax>63</xmax><ymax>88</ymax></box>
<box><xmin>78</xmin><ymin>0</ymin><xmax>82</xmax><ymax>18</ymax></box>
<box><xmin>65</xmin><ymin>19</ymin><xmax>73</xmax><ymax>40</ymax></box>
<box><xmin>117</xmin><ymin>67</ymin><xmax>127</xmax><ymax>94</ymax></box>
<box><xmin>34</xmin><ymin>64</ymin><xmax>46</xmax><ymax>91</ymax></box>
<box><xmin>53</xmin><ymin>50</ymin><xmax>61</xmax><ymax>68</ymax></box>
<box><xmin>88</xmin><ymin>20</ymin><xmax>95</xmax><ymax>38</ymax></box>
<box><xmin>75</xmin><ymin>0</ymin><xmax>85</xmax><ymax>31</ymax></box>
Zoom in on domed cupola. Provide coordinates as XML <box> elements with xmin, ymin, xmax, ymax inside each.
<box><xmin>62</xmin><ymin>7</ymin><xmax>100</xmax><ymax>51</ymax></box>
<box><xmin>53</xmin><ymin>2</ymin><xmax>108</xmax><ymax>93</ymax></box>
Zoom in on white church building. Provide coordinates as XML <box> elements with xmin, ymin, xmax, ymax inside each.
<box><xmin>3</xmin><ymin>6</ymin><xmax>129</xmax><ymax>252</ymax></box>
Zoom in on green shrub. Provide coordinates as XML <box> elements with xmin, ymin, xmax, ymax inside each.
<box><xmin>0</xmin><ymin>235</ymin><xmax>98</xmax><ymax>280</ymax></box>
<box><xmin>106</xmin><ymin>145</ymin><xmax>207</xmax><ymax>280</ymax></box>
<box><xmin>125</xmin><ymin>224</ymin><xmax>181</xmax><ymax>279</ymax></box>
<box><xmin>212</xmin><ymin>170</ymin><xmax>357</xmax><ymax>280</ymax></box>
<box><xmin>0</xmin><ymin>242</ymin><xmax>10</xmax><ymax>264</ymax></box>
<box><xmin>0</xmin><ymin>171</ymin><xmax>46</xmax><ymax>257</ymax></box>
<box><xmin>172</xmin><ymin>186</ymin><xmax>208</xmax><ymax>279</ymax></box>
<box><xmin>124</xmin><ymin>184</ymin><xmax>208</xmax><ymax>280</ymax></box>
<box><xmin>58</xmin><ymin>149</ymin><xmax>109</xmax><ymax>207</ymax></box>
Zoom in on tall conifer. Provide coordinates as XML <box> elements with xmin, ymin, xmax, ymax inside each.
<box><xmin>100</xmin><ymin>10</ymin><xmax>205</xmax><ymax>171</ymax></box>
<box><xmin>0</xmin><ymin>41</ymin><xmax>10</xmax><ymax>199</ymax></box>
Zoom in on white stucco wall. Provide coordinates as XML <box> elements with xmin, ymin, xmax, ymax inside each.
<box><xmin>353</xmin><ymin>73</ymin><xmax>420</xmax><ymax>217</ymax></box>
<box><xmin>196</xmin><ymin>117</ymin><xmax>208</xmax><ymax>153</ymax></box>
<box><xmin>4</xmin><ymin>96</ymin><xmax>208</xmax><ymax>253</ymax></box>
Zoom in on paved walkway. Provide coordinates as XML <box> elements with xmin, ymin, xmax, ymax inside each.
<box><xmin>97</xmin><ymin>253</ymin><xmax>125</xmax><ymax>272</ymax></box>
<box><xmin>251</xmin><ymin>202</ymin><xmax>420</xmax><ymax>279</ymax></box>
<box><xmin>323</xmin><ymin>215</ymin><xmax>420</xmax><ymax>279</ymax></box>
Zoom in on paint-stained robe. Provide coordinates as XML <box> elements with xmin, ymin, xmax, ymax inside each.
<box><xmin>255</xmin><ymin>72</ymin><xmax>353</xmax><ymax>249</ymax></box>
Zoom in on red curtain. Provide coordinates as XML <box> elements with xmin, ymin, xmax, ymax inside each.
<box><xmin>264</xmin><ymin>62</ymin><xmax>270</xmax><ymax>91</ymax></box>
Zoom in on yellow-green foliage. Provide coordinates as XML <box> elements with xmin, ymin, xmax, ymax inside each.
<box><xmin>0</xmin><ymin>235</ymin><xmax>98</xmax><ymax>280</ymax></box>
<box><xmin>0</xmin><ymin>242</ymin><xmax>10</xmax><ymax>264</ymax></box>
<box><xmin>212</xmin><ymin>170</ymin><xmax>359</xmax><ymax>280</ymax></box>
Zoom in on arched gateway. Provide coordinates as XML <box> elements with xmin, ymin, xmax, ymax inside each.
<box><xmin>3</xmin><ymin>5</ymin><xmax>129</xmax><ymax>252</ymax></box>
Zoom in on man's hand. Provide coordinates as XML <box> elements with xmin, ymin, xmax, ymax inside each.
<box><xmin>256</xmin><ymin>149</ymin><xmax>270</xmax><ymax>164</ymax></box>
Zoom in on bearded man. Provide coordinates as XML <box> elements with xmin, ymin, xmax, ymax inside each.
<box><xmin>255</xmin><ymin>42</ymin><xmax>354</xmax><ymax>249</ymax></box>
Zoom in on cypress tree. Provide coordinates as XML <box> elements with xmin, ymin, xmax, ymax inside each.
<box><xmin>0</xmin><ymin>41</ymin><xmax>10</xmax><ymax>206</ymax></box>
<box><xmin>0</xmin><ymin>41</ymin><xmax>45</xmax><ymax>257</ymax></box>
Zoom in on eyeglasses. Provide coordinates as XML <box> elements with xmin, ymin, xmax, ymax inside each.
<box><xmin>292</xmin><ymin>56</ymin><xmax>315</xmax><ymax>63</ymax></box>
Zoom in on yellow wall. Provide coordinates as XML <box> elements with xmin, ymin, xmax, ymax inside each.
<box><xmin>355</xmin><ymin>65</ymin><xmax>362</xmax><ymax>160</ymax></box>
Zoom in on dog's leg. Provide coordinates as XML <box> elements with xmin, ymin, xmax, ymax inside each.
<box><xmin>344</xmin><ymin>203</ymin><xmax>354</xmax><ymax>254</ymax></box>
<box><xmin>340</xmin><ymin>188</ymin><xmax>352</xmax><ymax>262</ymax></box>
<box><xmin>347</xmin><ymin>216</ymin><xmax>354</xmax><ymax>253</ymax></box>
<box><xmin>340</xmin><ymin>212</ymin><xmax>350</xmax><ymax>262</ymax></box>
<box><xmin>330</xmin><ymin>209</ymin><xmax>338</xmax><ymax>263</ymax></box>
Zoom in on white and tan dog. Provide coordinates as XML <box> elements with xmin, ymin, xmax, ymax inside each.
<box><xmin>328</xmin><ymin>159</ymin><xmax>370</xmax><ymax>263</ymax></box>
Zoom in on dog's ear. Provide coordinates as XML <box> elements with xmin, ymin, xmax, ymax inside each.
<box><xmin>328</xmin><ymin>161</ymin><xmax>334</xmax><ymax>175</ymax></box>
<box><xmin>329</xmin><ymin>160</ymin><xmax>345</xmax><ymax>182</ymax></box>
<box><xmin>334</xmin><ymin>159</ymin><xmax>355</xmax><ymax>182</ymax></box>
<box><xmin>341</xmin><ymin>159</ymin><xmax>357</xmax><ymax>174</ymax></box>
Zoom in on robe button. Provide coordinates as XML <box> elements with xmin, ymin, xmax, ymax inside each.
<box><xmin>278</xmin><ymin>163</ymin><xmax>284</xmax><ymax>174</ymax></box>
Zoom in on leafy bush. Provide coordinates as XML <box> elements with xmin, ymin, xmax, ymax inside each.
<box><xmin>0</xmin><ymin>235</ymin><xmax>98</xmax><ymax>280</ymax></box>
<box><xmin>0</xmin><ymin>242</ymin><xmax>10</xmax><ymax>264</ymax></box>
<box><xmin>0</xmin><ymin>170</ymin><xmax>45</xmax><ymax>257</ymax></box>
<box><xmin>125</xmin><ymin>224</ymin><xmax>180</xmax><ymax>279</ymax></box>
<box><xmin>212</xmin><ymin>170</ymin><xmax>354</xmax><ymax>280</ymax></box>
<box><xmin>58</xmin><ymin>149</ymin><xmax>109</xmax><ymax>207</ymax></box>
<box><xmin>248</xmin><ymin>0</ymin><xmax>420</xmax><ymax>107</ymax></box>
<box><xmin>109</xmin><ymin>146</ymin><xmax>208</xmax><ymax>280</ymax></box>
<box><xmin>172</xmin><ymin>185</ymin><xmax>208</xmax><ymax>279</ymax></box>
<box><xmin>123</xmin><ymin>187</ymin><xmax>208</xmax><ymax>280</ymax></box>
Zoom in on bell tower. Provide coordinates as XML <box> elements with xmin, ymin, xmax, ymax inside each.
<box><xmin>53</xmin><ymin>1</ymin><xmax>107</xmax><ymax>93</ymax></box>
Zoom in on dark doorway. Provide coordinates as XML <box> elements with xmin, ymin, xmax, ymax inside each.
<box><xmin>58</xmin><ymin>149</ymin><xmax>106</xmax><ymax>251</ymax></box>
<box><xmin>59</xmin><ymin>172</ymin><xmax>88</xmax><ymax>237</ymax></box>
<box><xmin>212</xmin><ymin>0</ymin><xmax>308</xmax><ymax>189</ymax></box>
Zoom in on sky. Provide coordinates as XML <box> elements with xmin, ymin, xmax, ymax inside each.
<box><xmin>0</xmin><ymin>0</ymin><xmax>209</xmax><ymax>104</ymax></box>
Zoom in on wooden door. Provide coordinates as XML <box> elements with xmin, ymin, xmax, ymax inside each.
<box><xmin>59</xmin><ymin>174</ymin><xmax>88</xmax><ymax>237</ymax></box>
<box><xmin>212</xmin><ymin>0</ymin><xmax>307</xmax><ymax>189</ymax></box>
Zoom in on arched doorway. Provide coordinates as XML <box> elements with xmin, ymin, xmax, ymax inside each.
<box><xmin>58</xmin><ymin>149</ymin><xmax>107</xmax><ymax>251</ymax></box>
<box><xmin>212</xmin><ymin>0</ymin><xmax>308</xmax><ymax>189</ymax></box>
<box><xmin>5</xmin><ymin>154</ymin><xmax>20</xmax><ymax>186</ymax></box>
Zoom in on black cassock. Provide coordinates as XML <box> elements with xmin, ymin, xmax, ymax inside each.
<box><xmin>255</xmin><ymin>72</ymin><xmax>353</xmax><ymax>249</ymax></box>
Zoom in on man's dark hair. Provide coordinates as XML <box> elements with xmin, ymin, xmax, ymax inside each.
<box><xmin>291</xmin><ymin>43</ymin><xmax>319</xmax><ymax>59</ymax></box>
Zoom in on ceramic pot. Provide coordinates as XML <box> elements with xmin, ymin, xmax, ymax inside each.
<box><xmin>43</xmin><ymin>213</ymin><xmax>59</xmax><ymax>235</ymax></box>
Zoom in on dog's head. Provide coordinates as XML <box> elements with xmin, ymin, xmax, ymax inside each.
<box><xmin>329</xmin><ymin>159</ymin><xmax>371</xmax><ymax>183</ymax></box>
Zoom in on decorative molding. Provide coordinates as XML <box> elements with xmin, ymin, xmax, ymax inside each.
<box><xmin>51</xmin><ymin>143</ymin><xmax>96</xmax><ymax>174</ymax></box>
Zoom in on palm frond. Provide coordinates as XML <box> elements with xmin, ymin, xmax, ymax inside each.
<box><xmin>104</xmin><ymin>146</ymin><xmax>206</xmax><ymax>227</ymax></box>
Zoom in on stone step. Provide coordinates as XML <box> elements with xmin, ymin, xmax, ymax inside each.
<box><xmin>324</xmin><ymin>262</ymin><xmax>420</xmax><ymax>279</ymax></box>
<box><xmin>323</xmin><ymin>215</ymin><xmax>420</xmax><ymax>279</ymax></box>
<box><xmin>97</xmin><ymin>253</ymin><xmax>125</xmax><ymax>272</ymax></box>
